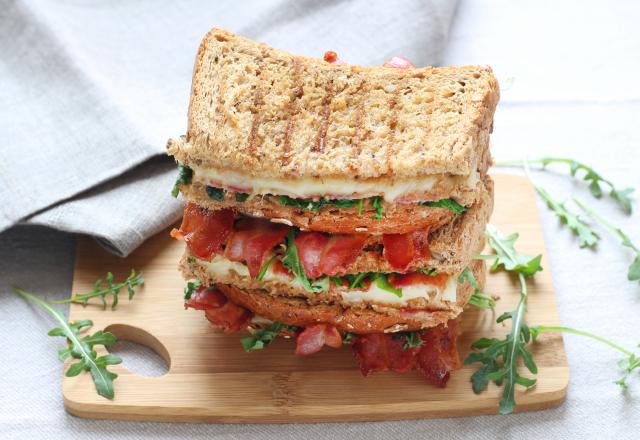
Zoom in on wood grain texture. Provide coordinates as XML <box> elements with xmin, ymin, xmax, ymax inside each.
<box><xmin>64</xmin><ymin>173</ymin><xmax>568</xmax><ymax>423</ymax></box>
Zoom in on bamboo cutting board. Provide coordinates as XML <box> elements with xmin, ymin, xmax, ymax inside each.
<box><xmin>64</xmin><ymin>173</ymin><xmax>568</xmax><ymax>423</ymax></box>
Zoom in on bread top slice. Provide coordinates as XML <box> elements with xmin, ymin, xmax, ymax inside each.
<box><xmin>178</xmin><ymin>28</ymin><xmax>499</xmax><ymax>182</ymax></box>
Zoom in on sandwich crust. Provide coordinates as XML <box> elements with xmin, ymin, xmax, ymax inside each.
<box><xmin>210</xmin><ymin>259</ymin><xmax>485</xmax><ymax>334</ymax></box>
<box><xmin>178</xmin><ymin>28</ymin><xmax>499</xmax><ymax>181</ymax></box>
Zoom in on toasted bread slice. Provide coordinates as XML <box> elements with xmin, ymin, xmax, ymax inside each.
<box><xmin>170</xmin><ymin>28</ymin><xmax>499</xmax><ymax>185</ymax></box>
<box><xmin>191</xmin><ymin>260</ymin><xmax>485</xmax><ymax>334</ymax></box>
<box><xmin>179</xmin><ymin>179</ymin><xmax>489</xmax><ymax>235</ymax></box>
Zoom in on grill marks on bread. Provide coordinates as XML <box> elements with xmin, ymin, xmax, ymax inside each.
<box><xmin>184</xmin><ymin>28</ymin><xmax>499</xmax><ymax>179</ymax></box>
<box><xmin>280</xmin><ymin>60</ymin><xmax>303</xmax><ymax>167</ymax></box>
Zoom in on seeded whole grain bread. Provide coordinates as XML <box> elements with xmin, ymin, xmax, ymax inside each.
<box><xmin>171</xmin><ymin>28</ymin><xmax>499</xmax><ymax>181</ymax></box>
<box><xmin>181</xmin><ymin>180</ymin><xmax>473</xmax><ymax>235</ymax></box>
<box><xmin>207</xmin><ymin>259</ymin><xmax>485</xmax><ymax>334</ymax></box>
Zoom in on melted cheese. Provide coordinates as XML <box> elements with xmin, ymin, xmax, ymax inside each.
<box><xmin>338</xmin><ymin>275</ymin><xmax>457</xmax><ymax>305</ymax></box>
<box><xmin>197</xmin><ymin>256</ymin><xmax>456</xmax><ymax>306</ymax></box>
<box><xmin>194</xmin><ymin>166</ymin><xmax>479</xmax><ymax>203</ymax></box>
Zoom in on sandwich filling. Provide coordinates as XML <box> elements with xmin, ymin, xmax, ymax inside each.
<box><xmin>194</xmin><ymin>254</ymin><xmax>458</xmax><ymax>306</ymax></box>
<box><xmin>192</xmin><ymin>165</ymin><xmax>480</xmax><ymax>203</ymax></box>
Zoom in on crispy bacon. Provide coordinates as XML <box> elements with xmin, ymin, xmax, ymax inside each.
<box><xmin>294</xmin><ymin>232</ymin><xmax>329</xmax><ymax>279</ymax></box>
<box><xmin>352</xmin><ymin>333</ymin><xmax>416</xmax><ymax>375</ymax></box>
<box><xmin>185</xmin><ymin>286</ymin><xmax>252</xmax><ymax>333</ymax></box>
<box><xmin>319</xmin><ymin>235</ymin><xmax>367</xmax><ymax>276</ymax></box>
<box><xmin>271</xmin><ymin>259</ymin><xmax>294</xmax><ymax>279</ymax></box>
<box><xmin>351</xmin><ymin>320</ymin><xmax>460</xmax><ymax>386</ymax></box>
<box><xmin>416</xmin><ymin>320</ymin><xmax>461</xmax><ymax>387</ymax></box>
<box><xmin>296</xmin><ymin>232</ymin><xmax>366</xmax><ymax>278</ymax></box>
<box><xmin>294</xmin><ymin>324</ymin><xmax>342</xmax><ymax>355</ymax></box>
<box><xmin>185</xmin><ymin>287</ymin><xmax>226</xmax><ymax>310</ymax></box>
<box><xmin>383</xmin><ymin>228</ymin><xmax>431</xmax><ymax>271</ymax></box>
<box><xmin>205</xmin><ymin>302</ymin><xmax>253</xmax><ymax>333</ymax></box>
<box><xmin>382</xmin><ymin>233</ymin><xmax>414</xmax><ymax>270</ymax></box>
<box><xmin>224</xmin><ymin>217</ymin><xmax>289</xmax><ymax>277</ymax></box>
<box><xmin>174</xmin><ymin>203</ymin><xmax>235</xmax><ymax>260</ymax></box>
<box><xmin>388</xmin><ymin>272</ymin><xmax>448</xmax><ymax>289</ymax></box>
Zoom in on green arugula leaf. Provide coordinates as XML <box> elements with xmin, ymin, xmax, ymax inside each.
<box><xmin>496</xmin><ymin>157</ymin><xmax>635</xmax><ymax>214</ymax></box>
<box><xmin>421</xmin><ymin>198</ymin><xmax>468</xmax><ymax>216</ymax></box>
<box><xmin>183</xmin><ymin>280</ymin><xmax>202</xmax><ymax>301</ymax></box>
<box><xmin>372</xmin><ymin>273</ymin><xmax>402</xmax><ymax>297</ymax></box>
<box><xmin>478</xmin><ymin>225</ymin><xmax>543</xmax><ymax>277</ymax></box>
<box><xmin>281</xmin><ymin>230</ymin><xmax>330</xmax><ymax>293</ymax></box>
<box><xmin>206</xmin><ymin>186</ymin><xmax>225</xmax><ymax>201</ymax></box>
<box><xmin>464</xmin><ymin>271</ymin><xmax>537</xmax><ymax>415</ymax></box>
<box><xmin>357</xmin><ymin>199</ymin><xmax>364</xmax><ymax>215</ymax></box>
<box><xmin>235</xmin><ymin>192</ymin><xmax>250</xmax><ymax>202</ymax></box>
<box><xmin>53</xmin><ymin>270</ymin><xmax>144</xmax><ymax>310</ymax></box>
<box><xmin>417</xmin><ymin>268</ymin><xmax>438</xmax><ymax>276</ymax></box>
<box><xmin>459</xmin><ymin>267</ymin><xmax>495</xmax><ymax>309</ymax></box>
<box><xmin>393</xmin><ymin>331</ymin><xmax>424</xmax><ymax>350</ymax></box>
<box><xmin>13</xmin><ymin>287</ymin><xmax>122</xmax><ymax>399</ymax></box>
<box><xmin>371</xmin><ymin>196</ymin><xmax>384</xmax><ymax>220</ymax></box>
<box><xmin>342</xmin><ymin>272</ymin><xmax>370</xmax><ymax>289</ymax></box>
<box><xmin>574</xmin><ymin>197</ymin><xmax>640</xmax><ymax>283</ymax></box>
<box><xmin>534</xmin><ymin>186</ymin><xmax>599</xmax><ymax>248</ymax></box>
<box><xmin>342</xmin><ymin>332</ymin><xmax>355</xmax><ymax>345</ymax></box>
<box><xmin>531</xmin><ymin>325</ymin><xmax>640</xmax><ymax>389</ymax></box>
<box><xmin>277</xmin><ymin>195</ymin><xmax>357</xmax><ymax>212</ymax></box>
<box><xmin>241</xmin><ymin>322</ymin><xmax>299</xmax><ymax>351</ymax></box>
<box><xmin>171</xmin><ymin>164</ymin><xmax>193</xmax><ymax>198</ymax></box>
<box><xmin>466</xmin><ymin>225</ymin><xmax>540</xmax><ymax>414</ymax></box>
<box><xmin>256</xmin><ymin>255</ymin><xmax>277</xmax><ymax>281</ymax></box>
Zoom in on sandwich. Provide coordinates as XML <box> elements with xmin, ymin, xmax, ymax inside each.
<box><xmin>168</xmin><ymin>28</ymin><xmax>499</xmax><ymax>387</ymax></box>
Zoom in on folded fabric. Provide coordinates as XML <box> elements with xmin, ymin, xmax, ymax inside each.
<box><xmin>0</xmin><ymin>0</ymin><xmax>458</xmax><ymax>256</ymax></box>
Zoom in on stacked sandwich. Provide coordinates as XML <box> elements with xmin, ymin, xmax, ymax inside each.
<box><xmin>168</xmin><ymin>29</ymin><xmax>499</xmax><ymax>387</ymax></box>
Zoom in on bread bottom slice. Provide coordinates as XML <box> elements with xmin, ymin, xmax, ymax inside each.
<box><xmin>188</xmin><ymin>259</ymin><xmax>485</xmax><ymax>334</ymax></box>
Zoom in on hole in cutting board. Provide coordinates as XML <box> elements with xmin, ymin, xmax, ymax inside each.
<box><xmin>104</xmin><ymin>324</ymin><xmax>170</xmax><ymax>377</ymax></box>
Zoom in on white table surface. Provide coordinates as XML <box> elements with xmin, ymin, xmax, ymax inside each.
<box><xmin>1</xmin><ymin>0</ymin><xmax>639</xmax><ymax>438</ymax></box>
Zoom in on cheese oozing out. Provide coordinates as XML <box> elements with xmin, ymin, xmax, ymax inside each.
<box><xmin>197</xmin><ymin>255</ymin><xmax>457</xmax><ymax>305</ymax></box>
<box><xmin>193</xmin><ymin>166</ymin><xmax>479</xmax><ymax>203</ymax></box>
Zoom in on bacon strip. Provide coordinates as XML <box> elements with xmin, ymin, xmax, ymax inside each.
<box><xmin>294</xmin><ymin>324</ymin><xmax>342</xmax><ymax>355</ymax></box>
<box><xmin>296</xmin><ymin>232</ymin><xmax>366</xmax><ymax>278</ymax></box>
<box><xmin>294</xmin><ymin>232</ymin><xmax>329</xmax><ymax>279</ymax></box>
<box><xmin>352</xmin><ymin>333</ymin><xmax>416</xmax><ymax>375</ymax></box>
<box><xmin>351</xmin><ymin>320</ymin><xmax>460</xmax><ymax>386</ymax></box>
<box><xmin>224</xmin><ymin>217</ymin><xmax>290</xmax><ymax>277</ymax></box>
<box><xmin>174</xmin><ymin>203</ymin><xmax>235</xmax><ymax>261</ymax></box>
<box><xmin>185</xmin><ymin>286</ymin><xmax>252</xmax><ymax>333</ymax></box>
<box><xmin>319</xmin><ymin>235</ymin><xmax>367</xmax><ymax>276</ymax></box>
<box><xmin>416</xmin><ymin>319</ymin><xmax>461</xmax><ymax>387</ymax></box>
<box><xmin>382</xmin><ymin>228</ymin><xmax>431</xmax><ymax>271</ymax></box>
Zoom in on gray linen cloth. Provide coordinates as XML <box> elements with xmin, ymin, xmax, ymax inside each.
<box><xmin>1</xmin><ymin>0</ymin><xmax>458</xmax><ymax>256</ymax></box>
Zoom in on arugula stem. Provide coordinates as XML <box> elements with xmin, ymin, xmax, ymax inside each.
<box><xmin>533</xmin><ymin>325</ymin><xmax>634</xmax><ymax>357</ymax></box>
<box><xmin>13</xmin><ymin>287</ymin><xmax>69</xmax><ymax>330</ymax></box>
<box><xmin>501</xmin><ymin>273</ymin><xmax>528</xmax><ymax>412</ymax></box>
<box><xmin>574</xmin><ymin>197</ymin><xmax>640</xmax><ymax>253</ymax></box>
<box><xmin>496</xmin><ymin>157</ymin><xmax>615</xmax><ymax>187</ymax></box>
<box><xmin>12</xmin><ymin>287</ymin><xmax>110</xmax><ymax>392</ymax></box>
